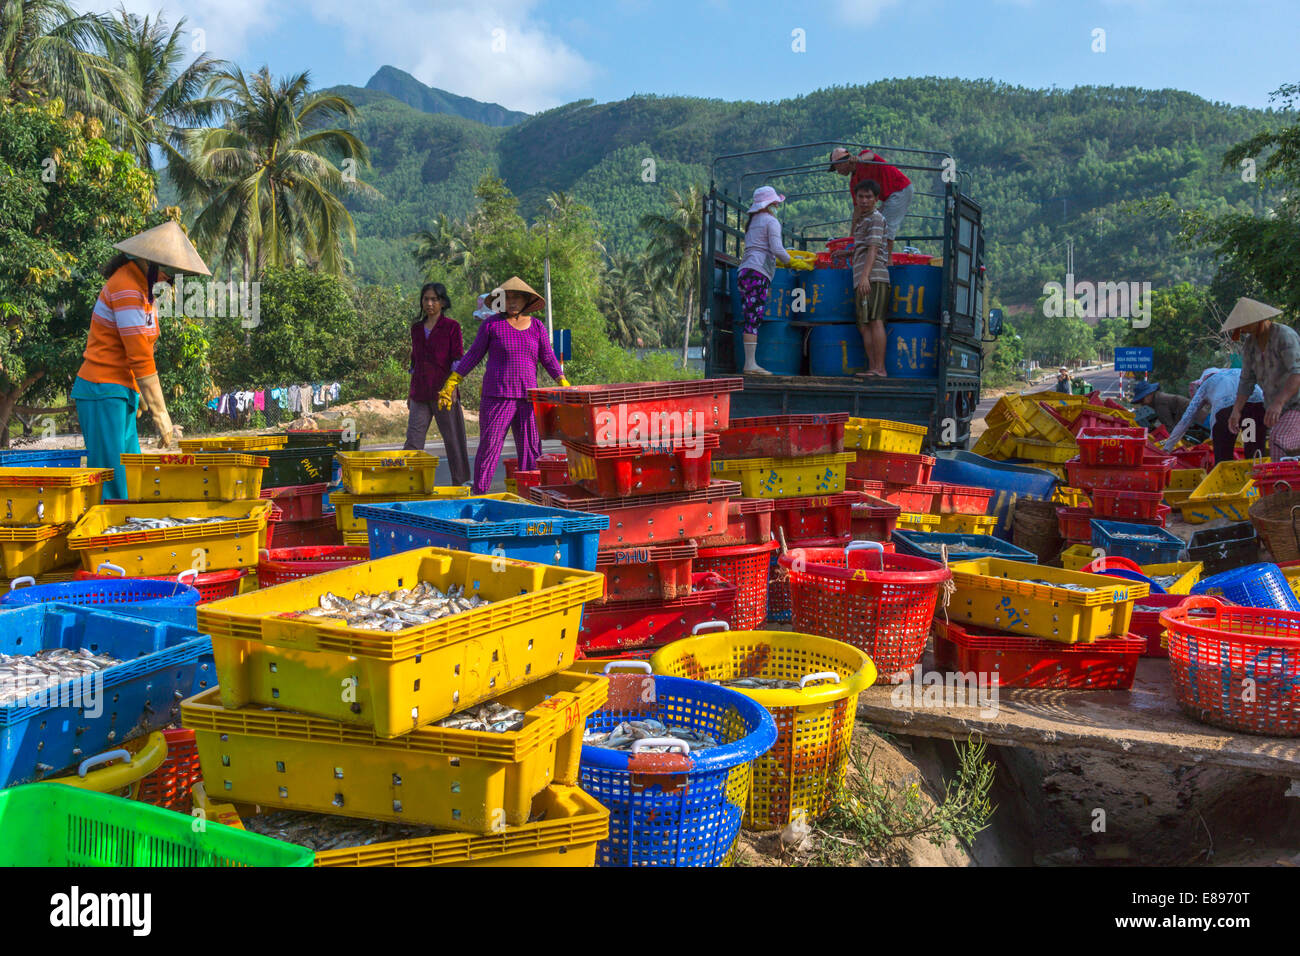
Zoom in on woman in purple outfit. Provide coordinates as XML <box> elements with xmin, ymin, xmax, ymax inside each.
<box><xmin>438</xmin><ymin>276</ymin><xmax>570</xmax><ymax>494</ymax></box>
<box><xmin>405</xmin><ymin>282</ymin><xmax>471</xmax><ymax>485</ymax></box>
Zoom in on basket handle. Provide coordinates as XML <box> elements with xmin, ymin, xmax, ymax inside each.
<box><xmin>602</xmin><ymin>661</ymin><xmax>652</xmax><ymax>675</ymax></box>
<box><xmin>260</xmin><ymin>548</ymin><xmax>271</xmax><ymax>560</ymax></box>
<box><xmin>630</xmin><ymin>736</ymin><xmax>692</xmax><ymax>754</ymax></box>
<box><xmin>1083</xmin><ymin>556</ymin><xmax>1143</xmax><ymax>575</ymax></box>
<box><xmin>77</xmin><ymin>748</ymin><xmax>133</xmax><ymax>777</ymax></box>
<box><xmin>845</xmin><ymin>539</ymin><xmax>885</xmax><ymax>569</ymax></box>
<box><xmin>176</xmin><ymin>569</ymin><xmax>199</xmax><ymax>586</ymax></box>
<box><xmin>1276</xmin><ymin>479</ymin><xmax>1294</xmax><ymax>494</ymax></box>
<box><xmin>95</xmin><ymin>561</ymin><xmax>126</xmax><ymax>577</ymax></box>
<box><xmin>8</xmin><ymin>576</ymin><xmax>34</xmax><ymax>591</ymax></box>
<box><xmin>1175</xmin><ymin>595</ymin><xmax>1227</xmax><ymax>614</ymax></box>
<box><xmin>1288</xmin><ymin>504</ymin><xmax>1300</xmax><ymax>552</ymax></box>
<box><xmin>692</xmin><ymin>621</ymin><xmax>730</xmax><ymax>636</ymax></box>
<box><xmin>799</xmin><ymin>671</ymin><xmax>840</xmax><ymax>690</ymax></box>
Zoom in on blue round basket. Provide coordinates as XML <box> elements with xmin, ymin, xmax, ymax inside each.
<box><xmin>1191</xmin><ymin>563</ymin><xmax>1300</xmax><ymax>612</ymax></box>
<box><xmin>0</xmin><ymin>576</ymin><xmax>202</xmax><ymax>609</ymax></box>
<box><xmin>580</xmin><ymin>673</ymin><xmax>778</xmax><ymax>867</ymax></box>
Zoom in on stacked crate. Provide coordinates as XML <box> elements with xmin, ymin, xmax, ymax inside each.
<box><xmin>1058</xmin><ymin>425</ymin><xmax>1175</xmax><ymax>551</ymax></box>
<box><xmin>0</xmin><ymin>465</ymin><xmax>116</xmax><ymax>586</ymax></box>
<box><xmin>333</xmin><ymin>449</ymin><xmax>469</xmax><ymax>547</ymax></box>
<box><xmin>69</xmin><ymin>444</ymin><xmax>276</xmax><ymax>598</ymax></box>
<box><xmin>184</xmin><ymin>545</ymin><xmax>610</xmax><ymax>866</ymax></box>
<box><xmin>526</xmin><ymin>379</ymin><xmax>746</xmax><ymax>657</ymax></box>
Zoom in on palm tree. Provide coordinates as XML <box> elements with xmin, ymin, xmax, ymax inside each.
<box><xmin>600</xmin><ymin>253</ymin><xmax>659</xmax><ymax>348</ymax></box>
<box><xmin>168</xmin><ymin>66</ymin><xmax>380</xmax><ymax>277</ymax></box>
<box><xmin>410</xmin><ymin>212</ymin><xmax>488</xmax><ymax>286</ymax></box>
<box><xmin>1</xmin><ymin>0</ymin><xmax>129</xmax><ymax>120</ymax></box>
<box><xmin>98</xmin><ymin>7</ymin><xmax>225</xmax><ymax>170</ymax></box>
<box><xmin>639</xmin><ymin>185</ymin><xmax>705</xmax><ymax>367</ymax></box>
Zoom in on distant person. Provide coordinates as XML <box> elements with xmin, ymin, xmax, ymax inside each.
<box><xmin>1224</xmin><ymin>297</ymin><xmax>1300</xmax><ymax>459</ymax></box>
<box><xmin>830</xmin><ymin>146</ymin><xmax>914</xmax><ymax>256</ymax></box>
<box><xmin>1056</xmin><ymin>367</ymin><xmax>1073</xmax><ymax>395</ymax></box>
<box><xmin>439</xmin><ymin>276</ymin><xmax>569</xmax><ymax>494</ymax></box>
<box><xmin>851</xmin><ymin>180</ymin><xmax>890</xmax><ymax>378</ymax></box>
<box><xmin>735</xmin><ymin>185</ymin><xmax>792</xmax><ymax>375</ymax></box>
<box><xmin>1163</xmin><ymin>366</ymin><xmax>1265</xmax><ymax>463</ymax></box>
<box><xmin>1130</xmin><ymin>381</ymin><xmax>1190</xmax><ymax>432</ymax></box>
<box><xmin>404</xmin><ymin>282</ymin><xmax>471</xmax><ymax>485</ymax></box>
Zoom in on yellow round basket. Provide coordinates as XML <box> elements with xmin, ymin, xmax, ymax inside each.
<box><xmin>650</xmin><ymin>624</ymin><xmax>876</xmax><ymax>831</ymax></box>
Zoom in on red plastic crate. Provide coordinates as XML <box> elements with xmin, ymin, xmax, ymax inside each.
<box><xmin>267</xmin><ymin>512</ymin><xmax>342</xmax><ymax>549</ymax></box>
<box><xmin>136</xmin><ymin>728</ymin><xmax>203</xmax><ymax>812</ymax></box>
<box><xmin>1127</xmin><ymin>593</ymin><xmax>1190</xmax><ymax>658</ymax></box>
<box><xmin>876</xmin><ymin>482</ymin><xmax>943</xmax><ymax>513</ymax></box>
<box><xmin>1252</xmin><ymin>460</ymin><xmax>1300</xmax><ymax>496</ymax></box>
<box><xmin>717</xmin><ymin>413</ymin><xmax>849</xmax><ymax>459</ymax></box>
<box><xmin>1062</xmin><ymin>408</ymin><xmax>1133</xmax><ymax>436</ymax></box>
<box><xmin>847</xmin><ymin>450</ymin><xmax>936</xmax><ymax>485</ymax></box>
<box><xmin>693</xmin><ymin>540</ymin><xmax>780</xmax><ymax>630</ymax></box>
<box><xmin>515</xmin><ymin>470</ymin><xmax>541</xmax><ymax>496</ymax></box>
<box><xmin>503</xmin><ymin>458</ymin><xmax>519</xmax><ymax>480</ymax></box>
<box><xmin>850</xmin><ymin>492</ymin><xmax>902</xmax><ymax>541</ymax></box>
<box><xmin>257</xmin><ymin>545</ymin><xmax>370</xmax><ymax>586</ymax></box>
<box><xmin>1065</xmin><ymin>455</ymin><xmax>1174</xmax><ymax>493</ymax></box>
<box><xmin>1170</xmin><ymin>445</ymin><xmax>1215</xmax><ymax>473</ymax></box>
<box><xmin>1058</xmin><ymin>503</ymin><xmax>1170</xmax><ymax>541</ymax></box>
<box><xmin>577</xmin><ymin>572</ymin><xmax>738</xmax><ymax>654</ymax></box>
<box><xmin>562</xmin><ymin>433</ymin><xmax>718</xmax><ymax>498</ymax></box>
<box><xmin>529</xmin><ymin>379</ymin><xmax>745</xmax><ymax>443</ymax></box>
<box><xmin>1089</xmin><ymin>489</ymin><xmax>1167</xmax><ymax>521</ymax></box>
<box><xmin>847</xmin><ymin>478</ymin><xmax>886</xmax><ymax>495</ymax></box>
<box><xmin>537</xmin><ymin>453</ymin><xmax>569</xmax><ymax>486</ymax></box>
<box><xmin>932</xmin><ymin>618</ymin><xmax>1144</xmax><ymax>689</ymax></box>
<box><xmin>891</xmin><ymin>252</ymin><xmax>933</xmax><ymax>265</ymax></box>
<box><xmin>936</xmin><ymin>483</ymin><xmax>994</xmax><ymax>515</ymax></box>
<box><xmin>769</xmin><ymin>492</ymin><xmax>856</xmax><ymax>545</ymax></box>
<box><xmin>531</xmin><ymin>480</ymin><xmax>740</xmax><ymax>548</ymax></box>
<box><xmin>694</xmin><ymin>498</ymin><xmax>774</xmax><ymax>548</ymax></box>
<box><xmin>595</xmin><ymin>542</ymin><xmax>697</xmax><ymax>603</ymax></box>
<box><xmin>258</xmin><ymin>482</ymin><xmax>328</xmax><ymax>521</ymax></box>
<box><xmin>1076</xmin><ymin>426</ymin><xmax>1148</xmax><ymax>466</ymax></box>
<box><xmin>574</xmin><ymin>644</ymin><xmax>659</xmax><ymax>662</ymax></box>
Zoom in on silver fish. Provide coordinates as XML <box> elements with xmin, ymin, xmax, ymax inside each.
<box><xmin>0</xmin><ymin>647</ymin><xmax>122</xmax><ymax>705</ymax></box>
<box><xmin>583</xmin><ymin>718</ymin><xmax>719</xmax><ymax>752</ymax></box>
<box><xmin>291</xmin><ymin>580</ymin><xmax>492</xmax><ymax>631</ymax></box>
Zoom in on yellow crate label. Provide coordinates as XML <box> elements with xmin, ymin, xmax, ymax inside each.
<box><xmin>378</xmin><ymin>458</ymin><xmax>407</xmax><ymax>467</ymax></box>
<box><xmin>299</xmin><ymin>458</ymin><xmax>325</xmax><ymax>480</ymax></box>
<box><xmin>999</xmin><ymin>596</ymin><xmax>1026</xmax><ymax>629</ymax></box>
<box><xmin>524</xmin><ymin>520</ymin><xmax>554</xmax><ymax>536</ymax></box>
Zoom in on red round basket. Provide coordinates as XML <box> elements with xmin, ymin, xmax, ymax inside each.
<box><xmin>136</xmin><ymin>728</ymin><xmax>203</xmax><ymax>812</ymax></box>
<box><xmin>1161</xmin><ymin>596</ymin><xmax>1300</xmax><ymax>736</ymax></box>
<box><xmin>694</xmin><ymin>540</ymin><xmax>780</xmax><ymax>630</ymax></box>
<box><xmin>73</xmin><ymin>565</ymin><xmax>245</xmax><ymax>603</ymax></box>
<box><xmin>257</xmin><ymin>545</ymin><xmax>370</xmax><ymax>586</ymax></box>
<box><xmin>778</xmin><ymin>541</ymin><xmax>949</xmax><ymax>682</ymax></box>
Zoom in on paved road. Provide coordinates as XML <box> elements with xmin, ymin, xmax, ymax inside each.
<box><xmin>975</xmin><ymin>364</ymin><xmax>1123</xmax><ymax>419</ymax></box>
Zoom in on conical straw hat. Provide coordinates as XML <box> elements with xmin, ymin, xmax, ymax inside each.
<box><xmin>488</xmin><ymin>276</ymin><xmax>546</xmax><ymax>316</ymax></box>
<box><xmin>1221</xmin><ymin>297</ymin><xmax>1281</xmax><ymax>333</ymax></box>
<box><xmin>113</xmin><ymin>222</ymin><xmax>211</xmax><ymax>276</ymax></box>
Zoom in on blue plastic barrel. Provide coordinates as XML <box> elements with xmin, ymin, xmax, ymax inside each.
<box><xmin>886</xmin><ymin>322</ymin><xmax>939</xmax><ymax>377</ymax></box>
<box><xmin>729</xmin><ymin>268</ymin><xmax>801</xmax><ymax>323</ymax></box>
<box><xmin>733</xmin><ymin>322</ymin><xmax>804</xmax><ymax>376</ymax></box>
<box><xmin>808</xmin><ymin>324</ymin><xmax>865</xmax><ymax>377</ymax></box>
<box><xmin>888</xmin><ymin>264</ymin><xmax>942</xmax><ymax>321</ymax></box>
<box><xmin>802</xmin><ymin>269</ymin><xmax>854</xmax><ymax>322</ymax></box>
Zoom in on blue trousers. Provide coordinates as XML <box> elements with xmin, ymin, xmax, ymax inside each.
<box><xmin>71</xmin><ymin>378</ymin><xmax>140</xmax><ymax>500</ymax></box>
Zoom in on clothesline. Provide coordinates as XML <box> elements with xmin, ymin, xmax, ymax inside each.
<box><xmin>207</xmin><ymin>383</ymin><xmax>342</xmax><ymax>416</ymax></box>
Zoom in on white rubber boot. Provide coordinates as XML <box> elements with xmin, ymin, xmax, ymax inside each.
<box><xmin>742</xmin><ymin>334</ymin><xmax>771</xmax><ymax>375</ymax></box>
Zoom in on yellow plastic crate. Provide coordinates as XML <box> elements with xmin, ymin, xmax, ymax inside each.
<box><xmin>1023</xmin><ymin>402</ymin><xmax>1074</xmax><ymax>444</ymax></box>
<box><xmin>983</xmin><ymin>396</ymin><xmax>1033</xmax><ymax>438</ymax></box>
<box><xmin>1141</xmin><ymin>560</ymin><xmax>1202</xmax><ymax>595</ymax></box>
<box><xmin>179</xmin><ymin>435</ymin><xmax>288</xmax><ymax>452</ymax></box>
<box><xmin>710</xmin><ymin>452</ymin><xmax>854</xmax><ymax>498</ymax></box>
<box><xmin>936</xmin><ymin>513</ymin><xmax>997</xmax><ymax>535</ymax></box>
<box><xmin>843</xmin><ymin>418</ymin><xmax>928</xmax><ymax>454</ymax></box>
<box><xmin>1013</xmin><ymin>437</ymin><xmax>1079</xmax><ymax>464</ymax></box>
<box><xmin>341</xmin><ymin>530</ymin><xmax>368</xmax><ymax>547</ymax></box>
<box><xmin>972</xmin><ymin>422</ymin><xmax>1013</xmax><ymax>458</ymax></box>
<box><xmin>649</xmin><ymin>630</ymin><xmax>875</xmax><ymax>831</ymax></box>
<box><xmin>337</xmin><ymin>451</ymin><xmax>441</xmax><ymax>495</ymax></box>
<box><xmin>182</xmin><ymin>670</ymin><xmax>607</xmax><ymax>833</ymax></box>
<box><xmin>192</xmin><ymin>782</ymin><xmax>606</xmax><ymax>868</ymax></box>
<box><xmin>196</xmin><ymin>547</ymin><xmax>605</xmax><ymax>738</ymax></box>
<box><xmin>474</xmin><ymin>492</ymin><xmax>531</xmax><ymax>504</ymax></box>
<box><xmin>1052</xmin><ymin>486</ymin><xmax>1091</xmax><ymax>508</ymax></box>
<box><xmin>1181</xmin><ymin>459</ymin><xmax>1263</xmax><ymax>524</ymax></box>
<box><xmin>946</xmin><ymin>557</ymin><xmax>1148</xmax><ymax>643</ymax></box>
<box><xmin>0</xmin><ymin>524</ymin><xmax>76</xmax><ymax>577</ymax></box>
<box><xmin>895</xmin><ymin>511</ymin><xmax>941</xmax><ymax>533</ymax></box>
<box><xmin>66</xmin><ymin>500</ymin><xmax>274</xmax><ymax>575</ymax></box>
<box><xmin>1164</xmin><ymin>468</ymin><xmax>1207</xmax><ymax>507</ymax></box>
<box><xmin>1285</xmin><ymin>565</ymin><xmax>1300</xmax><ymax>601</ymax></box>
<box><xmin>239</xmin><ymin>568</ymin><xmax>260</xmax><ymax>593</ymax></box>
<box><xmin>504</xmin><ymin>478</ymin><xmax>517</xmax><ymax>495</ymax></box>
<box><xmin>0</xmin><ymin>468</ymin><xmax>115</xmax><ymax>526</ymax></box>
<box><xmin>331</xmin><ymin>488</ymin><xmax>471</xmax><ymax>533</ymax></box>
<box><xmin>1059</xmin><ymin>543</ymin><xmax>1101</xmax><ymax>571</ymax></box>
<box><xmin>120</xmin><ymin>453</ymin><xmax>268</xmax><ymax>502</ymax></box>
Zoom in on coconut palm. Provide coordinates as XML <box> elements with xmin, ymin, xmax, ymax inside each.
<box><xmin>411</xmin><ymin>212</ymin><xmax>486</xmax><ymax>285</ymax></box>
<box><xmin>168</xmin><ymin>66</ymin><xmax>380</xmax><ymax>277</ymax></box>
<box><xmin>639</xmin><ymin>184</ymin><xmax>705</xmax><ymax>367</ymax></box>
<box><xmin>98</xmin><ymin>7</ymin><xmax>226</xmax><ymax>170</ymax></box>
<box><xmin>1</xmin><ymin>0</ymin><xmax>129</xmax><ymax>119</ymax></box>
<box><xmin>600</xmin><ymin>253</ymin><xmax>659</xmax><ymax>348</ymax></box>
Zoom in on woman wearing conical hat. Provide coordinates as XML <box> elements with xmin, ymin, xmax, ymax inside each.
<box><xmin>438</xmin><ymin>277</ymin><xmax>569</xmax><ymax>494</ymax></box>
<box><xmin>1224</xmin><ymin>296</ymin><xmax>1300</xmax><ymax>459</ymax></box>
<box><xmin>71</xmin><ymin>221</ymin><xmax>210</xmax><ymax>498</ymax></box>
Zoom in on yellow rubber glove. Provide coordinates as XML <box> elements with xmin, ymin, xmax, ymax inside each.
<box><xmin>438</xmin><ymin>372</ymin><xmax>462</xmax><ymax>411</ymax></box>
<box><xmin>558</xmin><ymin>377</ymin><xmax>571</xmax><ymax>387</ymax></box>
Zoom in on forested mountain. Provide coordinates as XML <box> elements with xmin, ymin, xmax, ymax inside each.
<box><xmin>310</xmin><ymin>74</ymin><xmax>1284</xmax><ymax>304</ymax></box>
<box><xmin>363</xmin><ymin>67</ymin><xmax>529</xmax><ymax>127</ymax></box>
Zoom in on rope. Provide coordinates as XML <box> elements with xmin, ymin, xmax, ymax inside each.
<box><xmin>938</xmin><ymin>543</ymin><xmax>956</xmax><ymax>623</ymax></box>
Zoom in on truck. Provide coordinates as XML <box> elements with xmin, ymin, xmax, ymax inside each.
<box><xmin>701</xmin><ymin>142</ymin><xmax>1001</xmax><ymax>449</ymax></box>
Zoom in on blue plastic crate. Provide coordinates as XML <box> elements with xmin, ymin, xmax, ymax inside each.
<box><xmin>1191</xmin><ymin>563</ymin><xmax>1300</xmax><ymax>612</ymax></box>
<box><xmin>1091</xmin><ymin>519</ymin><xmax>1184</xmax><ymax>565</ymax></box>
<box><xmin>0</xmin><ymin>576</ymin><xmax>201</xmax><ymax>611</ymax></box>
<box><xmin>0</xmin><ymin>449</ymin><xmax>86</xmax><ymax>467</ymax></box>
<box><xmin>892</xmin><ymin>530</ymin><xmax>1038</xmax><ymax>563</ymax></box>
<box><xmin>0</xmin><ymin>602</ymin><xmax>213</xmax><ymax>787</ymax></box>
<box><xmin>356</xmin><ymin>497</ymin><xmax>609</xmax><ymax>571</ymax></box>
<box><xmin>580</xmin><ymin>673</ymin><xmax>777</xmax><ymax>867</ymax></box>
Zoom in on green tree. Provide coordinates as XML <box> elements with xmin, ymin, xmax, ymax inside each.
<box><xmin>1093</xmin><ymin>317</ymin><xmax>1128</xmax><ymax>362</ymax></box>
<box><xmin>169</xmin><ymin>66</ymin><xmax>380</xmax><ymax>277</ymax></box>
<box><xmin>0</xmin><ymin>0</ymin><xmax>127</xmax><ymax>120</ymax></box>
<box><xmin>599</xmin><ymin>252</ymin><xmax>658</xmax><ymax>347</ymax></box>
<box><xmin>1124</xmin><ymin>282</ymin><xmax>1222</xmax><ymax>391</ymax></box>
<box><xmin>639</xmin><ymin>185</ymin><xmax>704</xmax><ymax>367</ymax></box>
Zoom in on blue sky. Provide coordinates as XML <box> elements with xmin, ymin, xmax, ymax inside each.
<box><xmin>96</xmin><ymin>0</ymin><xmax>1299</xmax><ymax>114</ymax></box>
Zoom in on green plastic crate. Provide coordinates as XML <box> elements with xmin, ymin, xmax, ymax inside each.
<box><xmin>261</xmin><ymin>446</ymin><xmax>336</xmax><ymax>489</ymax></box>
<box><xmin>0</xmin><ymin>783</ymin><xmax>314</xmax><ymax>867</ymax></box>
<box><xmin>284</xmin><ymin>430</ymin><xmax>362</xmax><ymax>452</ymax></box>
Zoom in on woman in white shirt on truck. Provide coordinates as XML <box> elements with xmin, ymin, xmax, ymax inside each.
<box><xmin>736</xmin><ymin>185</ymin><xmax>792</xmax><ymax>374</ymax></box>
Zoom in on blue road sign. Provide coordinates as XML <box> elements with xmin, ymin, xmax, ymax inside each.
<box><xmin>553</xmin><ymin>328</ymin><xmax>572</xmax><ymax>361</ymax></box>
<box><xmin>1115</xmin><ymin>347</ymin><xmax>1153</xmax><ymax>372</ymax></box>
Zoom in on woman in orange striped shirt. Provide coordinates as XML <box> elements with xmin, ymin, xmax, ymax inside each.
<box><xmin>71</xmin><ymin>222</ymin><xmax>210</xmax><ymax>498</ymax></box>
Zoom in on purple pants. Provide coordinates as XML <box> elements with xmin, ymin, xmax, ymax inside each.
<box><xmin>473</xmin><ymin>396</ymin><xmax>540</xmax><ymax>494</ymax></box>
<box><xmin>737</xmin><ymin>268</ymin><xmax>771</xmax><ymax>334</ymax></box>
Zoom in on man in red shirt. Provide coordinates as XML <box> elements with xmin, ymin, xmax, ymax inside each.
<box><xmin>830</xmin><ymin>146</ymin><xmax>914</xmax><ymax>256</ymax></box>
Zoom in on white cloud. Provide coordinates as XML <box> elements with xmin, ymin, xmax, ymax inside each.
<box><xmin>79</xmin><ymin>0</ymin><xmax>280</xmax><ymax>59</ymax></box>
<box><xmin>833</xmin><ymin>0</ymin><xmax>903</xmax><ymax>25</ymax></box>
